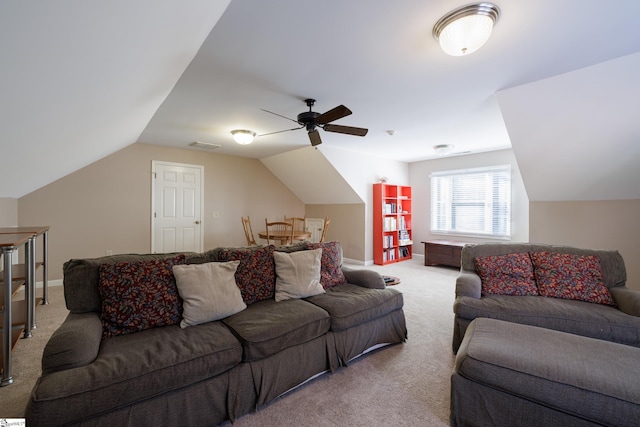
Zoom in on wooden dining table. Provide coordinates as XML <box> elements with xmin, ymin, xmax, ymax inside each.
<box><xmin>258</xmin><ymin>230</ymin><xmax>311</xmax><ymax>245</ymax></box>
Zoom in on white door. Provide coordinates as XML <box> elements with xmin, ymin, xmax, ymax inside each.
<box><xmin>305</xmin><ymin>218</ymin><xmax>325</xmax><ymax>243</ymax></box>
<box><xmin>152</xmin><ymin>161</ymin><xmax>204</xmax><ymax>253</ymax></box>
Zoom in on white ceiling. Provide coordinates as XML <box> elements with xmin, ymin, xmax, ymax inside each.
<box><xmin>0</xmin><ymin>1</ymin><xmax>231</xmax><ymax>198</ymax></box>
<box><xmin>2</xmin><ymin>0</ymin><xmax>640</xmax><ymax>200</ymax></box>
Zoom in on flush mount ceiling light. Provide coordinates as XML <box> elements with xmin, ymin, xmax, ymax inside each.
<box><xmin>231</xmin><ymin>129</ymin><xmax>256</xmax><ymax>145</ymax></box>
<box><xmin>434</xmin><ymin>144</ymin><xmax>455</xmax><ymax>156</ymax></box>
<box><xmin>433</xmin><ymin>3</ymin><xmax>500</xmax><ymax>56</ymax></box>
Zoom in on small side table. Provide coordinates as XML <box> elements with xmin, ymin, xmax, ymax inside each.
<box><xmin>422</xmin><ymin>240</ymin><xmax>470</xmax><ymax>268</ymax></box>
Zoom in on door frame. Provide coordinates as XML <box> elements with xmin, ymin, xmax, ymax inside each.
<box><xmin>151</xmin><ymin>160</ymin><xmax>205</xmax><ymax>253</ymax></box>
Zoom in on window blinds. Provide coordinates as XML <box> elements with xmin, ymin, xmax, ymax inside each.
<box><xmin>430</xmin><ymin>165</ymin><xmax>511</xmax><ymax>238</ymax></box>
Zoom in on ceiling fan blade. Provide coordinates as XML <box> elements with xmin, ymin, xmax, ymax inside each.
<box><xmin>323</xmin><ymin>124</ymin><xmax>368</xmax><ymax>137</ymax></box>
<box><xmin>261</xmin><ymin>108</ymin><xmax>300</xmax><ymax>124</ymax></box>
<box><xmin>308</xmin><ymin>129</ymin><xmax>322</xmax><ymax>146</ymax></box>
<box><xmin>316</xmin><ymin>105</ymin><xmax>352</xmax><ymax>124</ymax></box>
<box><xmin>258</xmin><ymin>125</ymin><xmax>304</xmax><ymax>137</ymax></box>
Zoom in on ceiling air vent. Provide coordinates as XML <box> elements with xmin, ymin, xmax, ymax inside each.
<box><xmin>189</xmin><ymin>141</ymin><xmax>221</xmax><ymax>150</ymax></box>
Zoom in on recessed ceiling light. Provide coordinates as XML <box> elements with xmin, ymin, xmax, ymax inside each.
<box><xmin>434</xmin><ymin>144</ymin><xmax>455</xmax><ymax>156</ymax></box>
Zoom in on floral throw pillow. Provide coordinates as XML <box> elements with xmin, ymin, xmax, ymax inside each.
<box><xmin>99</xmin><ymin>255</ymin><xmax>187</xmax><ymax>339</ymax></box>
<box><xmin>474</xmin><ymin>253</ymin><xmax>538</xmax><ymax>296</ymax></box>
<box><xmin>530</xmin><ymin>251</ymin><xmax>615</xmax><ymax>306</ymax></box>
<box><xmin>304</xmin><ymin>241</ymin><xmax>347</xmax><ymax>289</ymax></box>
<box><xmin>216</xmin><ymin>245</ymin><xmax>276</xmax><ymax>305</ymax></box>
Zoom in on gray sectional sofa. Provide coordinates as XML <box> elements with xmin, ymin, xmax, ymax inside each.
<box><xmin>453</xmin><ymin>243</ymin><xmax>640</xmax><ymax>353</ymax></box>
<box><xmin>26</xmin><ymin>242</ymin><xmax>407</xmax><ymax>426</ymax></box>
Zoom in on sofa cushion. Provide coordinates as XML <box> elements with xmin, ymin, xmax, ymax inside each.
<box><xmin>531</xmin><ymin>251</ymin><xmax>615</xmax><ymax>306</ymax></box>
<box><xmin>474</xmin><ymin>253</ymin><xmax>538</xmax><ymax>296</ymax></box>
<box><xmin>64</xmin><ymin>252</ymin><xmax>195</xmax><ymax>314</ymax></box>
<box><xmin>454</xmin><ymin>294</ymin><xmax>640</xmax><ymax>347</ymax></box>
<box><xmin>274</xmin><ymin>249</ymin><xmax>325</xmax><ymax>302</ymax></box>
<box><xmin>460</xmin><ymin>243</ymin><xmax>627</xmax><ymax>290</ymax></box>
<box><xmin>42</xmin><ymin>313</ymin><xmax>103</xmax><ymax>374</ymax></box>
<box><xmin>222</xmin><ymin>298</ymin><xmax>330</xmax><ymax>362</ymax></box>
<box><xmin>305</xmin><ymin>283</ymin><xmax>404</xmax><ymax>331</ymax></box>
<box><xmin>98</xmin><ymin>255</ymin><xmax>186</xmax><ymax>339</ymax></box>
<box><xmin>172</xmin><ymin>261</ymin><xmax>246</xmax><ymax>328</ymax></box>
<box><xmin>216</xmin><ymin>245</ymin><xmax>276</xmax><ymax>305</ymax></box>
<box><xmin>304</xmin><ymin>241</ymin><xmax>347</xmax><ymax>289</ymax></box>
<box><xmin>31</xmin><ymin>321</ymin><xmax>242</xmax><ymax>421</ymax></box>
<box><xmin>274</xmin><ymin>241</ymin><xmax>309</xmax><ymax>253</ymax></box>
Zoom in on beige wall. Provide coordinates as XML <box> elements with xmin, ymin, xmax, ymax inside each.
<box><xmin>305</xmin><ymin>204</ymin><xmax>366</xmax><ymax>263</ymax></box>
<box><xmin>409</xmin><ymin>149</ymin><xmax>530</xmax><ymax>251</ymax></box>
<box><xmin>530</xmin><ymin>200</ymin><xmax>640</xmax><ymax>291</ymax></box>
<box><xmin>0</xmin><ymin>197</ymin><xmax>18</xmax><ymax>227</ymax></box>
<box><xmin>18</xmin><ymin>143</ymin><xmax>304</xmax><ymax>280</ymax></box>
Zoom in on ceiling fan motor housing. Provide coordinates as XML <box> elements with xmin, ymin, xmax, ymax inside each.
<box><xmin>297</xmin><ymin>111</ymin><xmax>321</xmax><ymax>131</ymax></box>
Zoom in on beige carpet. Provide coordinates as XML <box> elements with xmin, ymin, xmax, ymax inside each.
<box><xmin>0</xmin><ymin>258</ymin><xmax>458</xmax><ymax>425</ymax></box>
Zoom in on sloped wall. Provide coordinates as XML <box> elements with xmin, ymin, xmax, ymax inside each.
<box><xmin>18</xmin><ymin>143</ymin><xmax>304</xmax><ymax>280</ymax></box>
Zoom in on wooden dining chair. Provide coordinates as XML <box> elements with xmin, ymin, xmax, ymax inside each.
<box><xmin>319</xmin><ymin>217</ymin><xmax>330</xmax><ymax>242</ymax></box>
<box><xmin>265</xmin><ymin>219</ymin><xmax>294</xmax><ymax>245</ymax></box>
<box><xmin>241</xmin><ymin>216</ymin><xmax>257</xmax><ymax>246</ymax></box>
<box><xmin>284</xmin><ymin>216</ymin><xmax>308</xmax><ymax>241</ymax></box>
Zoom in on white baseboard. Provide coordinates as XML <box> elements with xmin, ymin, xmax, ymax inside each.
<box><xmin>344</xmin><ymin>253</ymin><xmax>424</xmax><ymax>267</ymax></box>
<box><xmin>343</xmin><ymin>257</ymin><xmax>365</xmax><ymax>266</ymax></box>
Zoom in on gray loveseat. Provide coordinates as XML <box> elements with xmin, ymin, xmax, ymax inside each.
<box><xmin>453</xmin><ymin>243</ymin><xmax>640</xmax><ymax>353</ymax></box>
<box><xmin>26</xmin><ymin>242</ymin><xmax>407</xmax><ymax>426</ymax></box>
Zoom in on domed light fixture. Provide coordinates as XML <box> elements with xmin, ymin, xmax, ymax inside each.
<box><xmin>231</xmin><ymin>129</ymin><xmax>256</xmax><ymax>145</ymax></box>
<box><xmin>434</xmin><ymin>144</ymin><xmax>455</xmax><ymax>156</ymax></box>
<box><xmin>433</xmin><ymin>3</ymin><xmax>500</xmax><ymax>56</ymax></box>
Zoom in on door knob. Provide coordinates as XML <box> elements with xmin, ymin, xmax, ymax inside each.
<box><xmin>195</xmin><ymin>220</ymin><xmax>201</xmax><ymax>224</ymax></box>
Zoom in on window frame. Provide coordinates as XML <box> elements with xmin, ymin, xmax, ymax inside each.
<box><xmin>430</xmin><ymin>164</ymin><xmax>512</xmax><ymax>239</ymax></box>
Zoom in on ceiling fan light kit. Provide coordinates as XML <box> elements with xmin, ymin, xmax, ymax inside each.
<box><xmin>231</xmin><ymin>129</ymin><xmax>256</xmax><ymax>145</ymax></box>
<box><xmin>433</xmin><ymin>2</ymin><xmax>500</xmax><ymax>56</ymax></box>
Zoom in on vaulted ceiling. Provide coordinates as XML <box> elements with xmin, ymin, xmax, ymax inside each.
<box><xmin>2</xmin><ymin>0</ymin><xmax>639</xmax><ymax>200</ymax></box>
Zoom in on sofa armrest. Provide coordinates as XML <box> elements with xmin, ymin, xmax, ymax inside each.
<box><xmin>341</xmin><ymin>267</ymin><xmax>385</xmax><ymax>289</ymax></box>
<box><xmin>456</xmin><ymin>271</ymin><xmax>482</xmax><ymax>299</ymax></box>
<box><xmin>610</xmin><ymin>286</ymin><xmax>640</xmax><ymax>317</ymax></box>
<box><xmin>42</xmin><ymin>312</ymin><xmax>103</xmax><ymax>375</ymax></box>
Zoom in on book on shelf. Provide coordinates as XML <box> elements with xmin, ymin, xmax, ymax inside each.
<box><xmin>383</xmin><ymin>217</ymin><xmax>397</xmax><ymax>231</ymax></box>
<box><xmin>382</xmin><ymin>235</ymin><xmax>394</xmax><ymax>249</ymax></box>
<box><xmin>398</xmin><ymin>216</ymin><xmax>407</xmax><ymax>230</ymax></box>
<box><xmin>382</xmin><ymin>248</ymin><xmax>396</xmax><ymax>262</ymax></box>
<box><xmin>398</xmin><ymin>229</ymin><xmax>412</xmax><ymax>246</ymax></box>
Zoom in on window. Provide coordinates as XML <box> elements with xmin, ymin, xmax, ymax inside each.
<box><xmin>430</xmin><ymin>165</ymin><xmax>511</xmax><ymax>238</ymax></box>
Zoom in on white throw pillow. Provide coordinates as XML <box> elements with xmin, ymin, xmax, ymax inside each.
<box><xmin>274</xmin><ymin>248</ymin><xmax>325</xmax><ymax>302</ymax></box>
<box><xmin>172</xmin><ymin>261</ymin><xmax>246</xmax><ymax>328</ymax></box>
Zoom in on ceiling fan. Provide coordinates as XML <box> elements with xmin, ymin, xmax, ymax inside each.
<box><xmin>260</xmin><ymin>98</ymin><xmax>368</xmax><ymax>146</ymax></box>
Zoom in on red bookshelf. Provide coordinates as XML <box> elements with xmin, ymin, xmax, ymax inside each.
<box><xmin>373</xmin><ymin>183</ymin><xmax>412</xmax><ymax>265</ymax></box>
